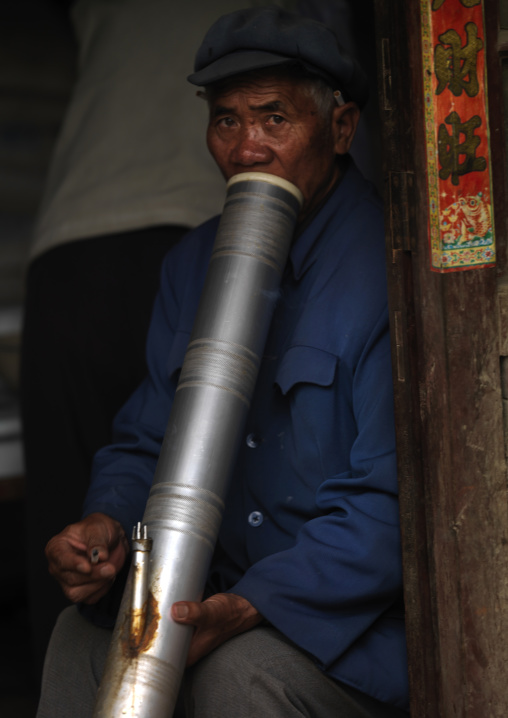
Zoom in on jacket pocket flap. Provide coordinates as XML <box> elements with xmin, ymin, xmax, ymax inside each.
<box><xmin>275</xmin><ymin>346</ymin><xmax>338</xmax><ymax>395</ymax></box>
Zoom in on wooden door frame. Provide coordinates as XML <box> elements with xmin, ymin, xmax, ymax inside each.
<box><xmin>372</xmin><ymin>0</ymin><xmax>508</xmax><ymax>714</ymax></box>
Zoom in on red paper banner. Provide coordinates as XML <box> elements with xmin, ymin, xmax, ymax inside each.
<box><xmin>421</xmin><ymin>0</ymin><xmax>495</xmax><ymax>272</ymax></box>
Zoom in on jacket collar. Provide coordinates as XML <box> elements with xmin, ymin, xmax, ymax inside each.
<box><xmin>288</xmin><ymin>157</ymin><xmax>367</xmax><ymax>281</ymax></box>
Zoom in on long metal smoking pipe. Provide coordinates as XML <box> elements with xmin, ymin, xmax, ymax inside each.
<box><xmin>92</xmin><ymin>172</ymin><xmax>302</xmax><ymax>717</ymax></box>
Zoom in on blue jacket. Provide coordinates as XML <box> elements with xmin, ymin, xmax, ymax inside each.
<box><xmin>84</xmin><ymin>160</ymin><xmax>409</xmax><ymax>711</ymax></box>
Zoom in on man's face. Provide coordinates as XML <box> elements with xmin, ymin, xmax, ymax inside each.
<box><xmin>206</xmin><ymin>76</ymin><xmax>349</xmax><ymax>221</ymax></box>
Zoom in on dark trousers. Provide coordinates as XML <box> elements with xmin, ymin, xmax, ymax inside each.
<box><xmin>20</xmin><ymin>225</ymin><xmax>187</xmax><ymax>688</ymax></box>
<box><xmin>37</xmin><ymin>607</ymin><xmax>408</xmax><ymax>718</ymax></box>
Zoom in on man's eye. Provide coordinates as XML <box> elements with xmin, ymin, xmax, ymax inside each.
<box><xmin>217</xmin><ymin>117</ymin><xmax>236</xmax><ymax>127</ymax></box>
<box><xmin>269</xmin><ymin>115</ymin><xmax>285</xmax><ymax>125</ymax></box>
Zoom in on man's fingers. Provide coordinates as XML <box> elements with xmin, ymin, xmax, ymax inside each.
<box><xmin>171</xmin><ymin>594</ymin><xmax>247</xmax><ymax>628</ymax></box>
<box><xmin>170</xmin><ymin>594</ymin><xmax>262</xmax><ymax>667</ymax></box>
<box><xmin>171</xmin><ymin>601</ymin><xmax>195</xmax><ymax>622</ymax></box>
<box><xmin>50</xmin><ymin>563</ymin><xmax>117</xmax><ymax>586</ymax></box>
<box><xmin>45</xmin><ymin>513</ymin><xmax>129</xmax><ymax>606</ymax></box>
<box><xmin>46</xmin><ymin>536</ymin><xmax>88</xmax><ymax>573</ymax></box>
<box><xmin>170</xmin><ymin>599</ymin><xmax>222</xmax><ymax>626</ymax></box>
<box><xmin>46</xmin><ymin>539</ymin><xmax>110</xmax><ymax>576</ymax></box>
<box><xmin>64</xmin><ymin>576</ymin><xmax>116</xmax><ymax>604</ymax></box>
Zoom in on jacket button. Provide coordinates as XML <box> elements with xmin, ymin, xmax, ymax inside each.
<box><xmin>248</xmin><ymin>511</ymin><xmax>264</xmax><ymax>527</ymax></box>
<box><xmin>246</xmin><ymin>433</ymin><xmax>261</xmax><ymax>448</ymax></box>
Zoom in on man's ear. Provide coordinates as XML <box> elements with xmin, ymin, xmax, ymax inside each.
<box><xmin>332</xmin><ymin>102</ymin><xmax>360</xmax><ymax>155</ymax></box>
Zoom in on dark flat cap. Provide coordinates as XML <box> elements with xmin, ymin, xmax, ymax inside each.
<box><xmin>187</xmin><ymin>7</ymin><xmax>369</xmax><ymax>108</ymax></box>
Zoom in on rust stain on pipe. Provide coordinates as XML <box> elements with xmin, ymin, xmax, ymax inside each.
<box><xmin>122</xmin><ymin>590</ymin><xmax>160</xmax><ymax>658</ymax></box>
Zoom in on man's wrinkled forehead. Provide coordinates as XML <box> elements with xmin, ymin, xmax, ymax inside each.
<box><xmin>210</xmin><ymin>96</ymin><xmax>287</xmax><ymax>118</ymax></box>
<box><xmin>204</xmin><ymin>68</ymin><xmax>318</xmax><ymax>110</ymax></box>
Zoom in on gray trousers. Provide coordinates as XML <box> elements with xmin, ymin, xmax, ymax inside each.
<box><xmin>36</xmin><ymin>606</ymin><xmax>407</xmax><ymax>718</ymax></box>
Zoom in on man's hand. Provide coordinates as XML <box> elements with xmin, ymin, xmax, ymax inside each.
<box><xmin>45</xmin><ymin>512</ymin><xmax>129</xmax><ymax>605</ymax></box>
<box><xmin>171</xmin><ymin>593</ymin><xmax>263</xmax><ymax>666</ymax></box>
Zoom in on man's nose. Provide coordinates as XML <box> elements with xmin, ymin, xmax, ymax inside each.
<box><xmin>231</xmin><ymin>126</ymin><xmax>272</xmax><ymax>166</ymax></box>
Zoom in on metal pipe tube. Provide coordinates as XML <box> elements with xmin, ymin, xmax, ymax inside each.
<box><xmin>92</xmin><ymin>172</ymin><xmax>302</xmax><ymax>718</ymax></box>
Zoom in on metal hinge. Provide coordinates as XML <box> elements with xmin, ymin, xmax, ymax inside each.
<box><xmin>388</xmin><ymin>170</ymin><xmax>416</xmax><ymax>257</ymax></box>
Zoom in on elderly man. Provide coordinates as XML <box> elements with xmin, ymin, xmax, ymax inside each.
<box><xmin>37</xmin><ymin>7</ymin><xmax>409</xmax><ymax>718</ymax></box>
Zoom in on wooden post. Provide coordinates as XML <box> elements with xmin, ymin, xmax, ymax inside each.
<box><xmin>373</xmin><ymin>0</ymin><xmax>508</xmax><ymax>715</ymax></box>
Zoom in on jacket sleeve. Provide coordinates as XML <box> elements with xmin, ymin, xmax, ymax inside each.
<box><xmin>82</xmin><ymin>224</ymin><xmax>215</xmax><ymax>535</ymax></box>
